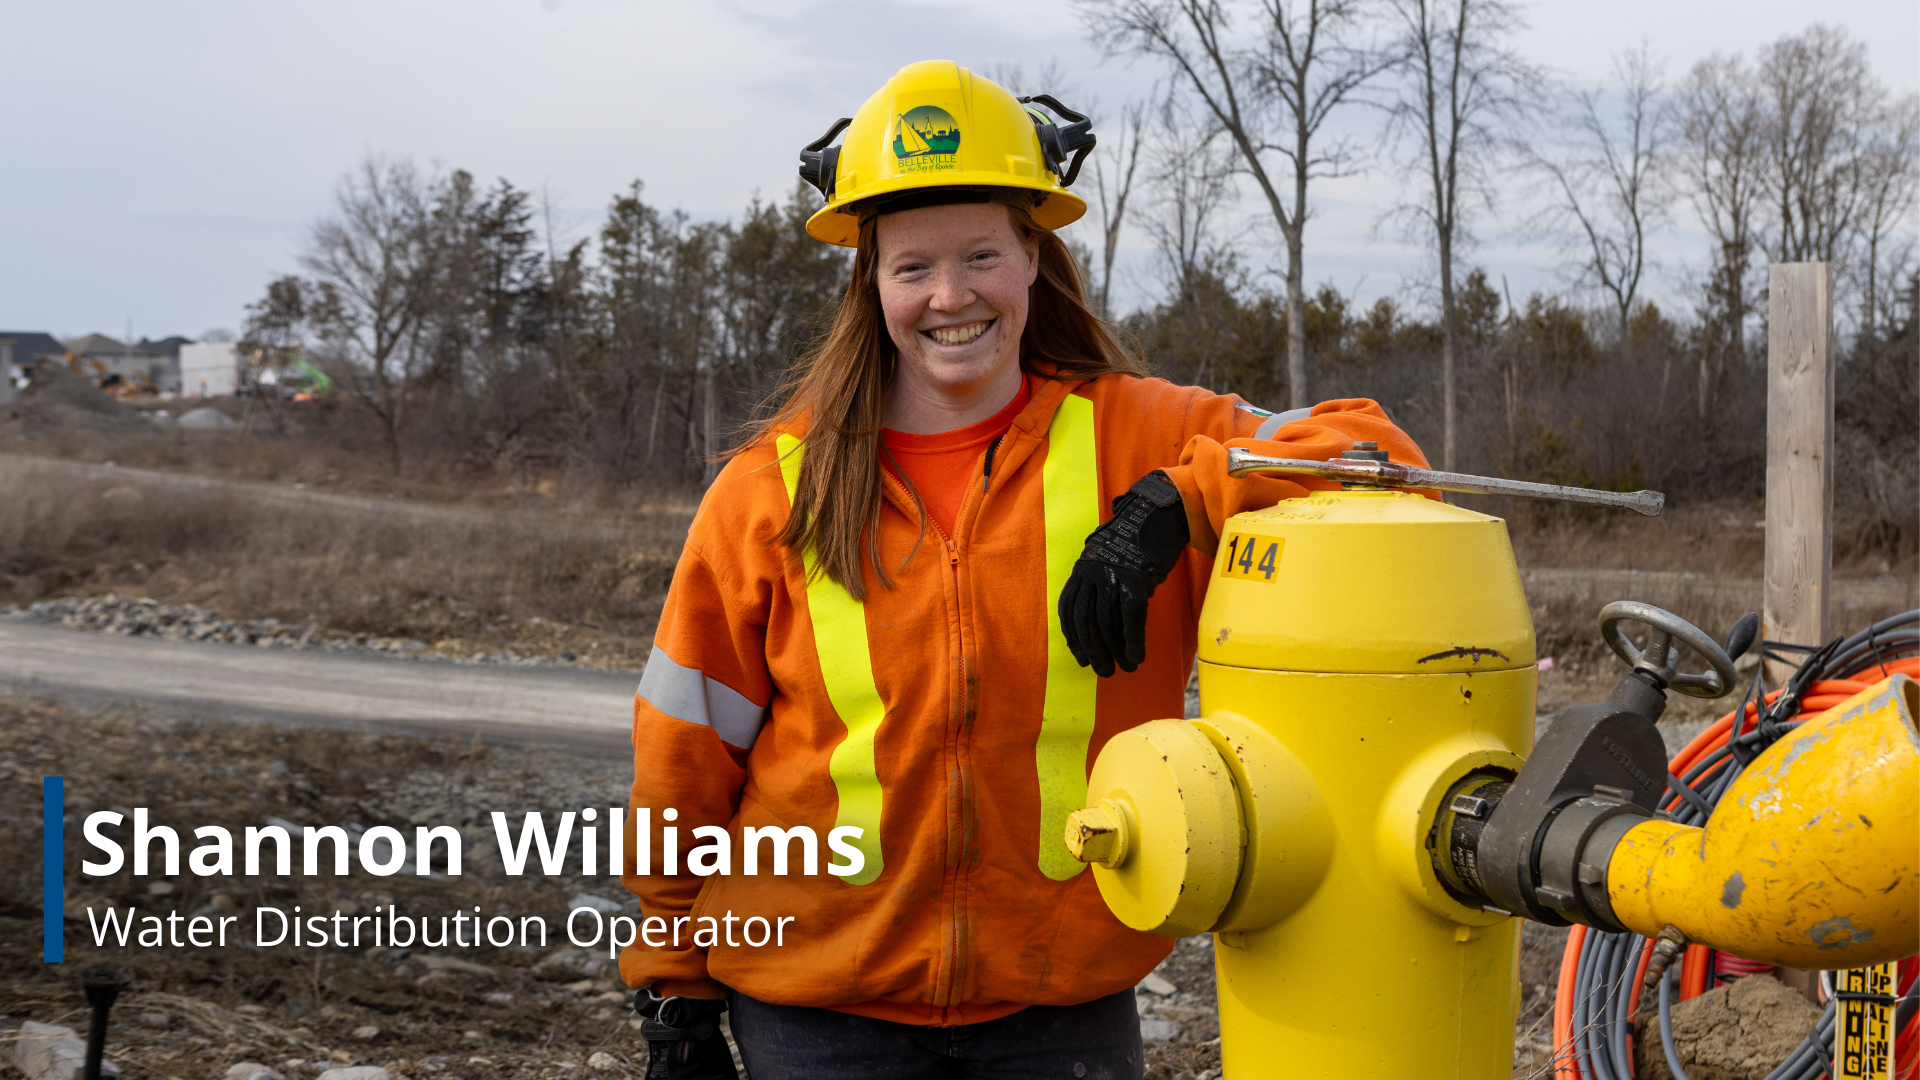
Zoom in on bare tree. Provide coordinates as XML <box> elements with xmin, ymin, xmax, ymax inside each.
<box><xmin>982</xmin><ymin>59</ymin><xmax>1148</xmax><ymax>321</ymax></box>
<box><xmin>1675</xmin><ymin>51</ymin><xmax>1766</xmax><ymax>415</ymax></box>
<box><xmin>1756</xmin><ymin>24</ymin><xmax>1879</xmax><ymax>265</ymax></box>
<box><xmin>539</xmin><ymin>186</ymin><xmax>594</xmax><ymax>438</ymax></box>
<box><xmin>1531</xmin><ymin>45</ymin><xmax>1670</xmax><ymax>345</ymax></box>
<box><xmin>1142</xmin><ymin>98</ymin><xmax>1243</xmax><ymax>310</ymax></box>
<box><xmin>299</xmin><ymin>155</ymin><xmax>438</xmax><ymax>473</ymax></box>
<box><xmin>1092</xmin><ymin>99</ymin><xmax>1150</xmax><ymax>318</ymax></box>
<box><xmin>1853</xmin><ymin>93</ymin><xmax>1920</xmax><ymax>336</ymax></box>
<box><xmin>1082</xmin><ymin>0</ymin><xmax>1390</xmax><ymax>410</ymax></box>
<box><xmin>1384</xmin><ymin>0</ymin><xmax>1537</xmax><ymax>470</ymax></box>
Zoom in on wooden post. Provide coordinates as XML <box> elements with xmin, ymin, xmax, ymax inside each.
<box><xmin>1763</xmin><ymin>263</ymin><xmax>1835</xmax><ymax>688</ymax></box>
<box><xmin>1764</xmin><ymin>263</ymin><xmax>1835</xmax><ymax>1004</ymax></box>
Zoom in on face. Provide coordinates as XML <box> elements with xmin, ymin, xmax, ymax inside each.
<box><xmin>874</xmin><ymin>202</ymin><xmax>1041</xmax><ymax>403</ymax></box>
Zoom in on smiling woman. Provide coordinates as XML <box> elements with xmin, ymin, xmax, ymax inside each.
<box><xmin>766</xmin><ymin>197</ymin><xmax>1137</xmax><ymax>594</ymax></box>
<box><xmin>875</xmin><ymin>203</ymin><xmax>1038</xmax><ymax>433</ymax></box>
<box><xmin>617</xmin><ymin>60</ymin><xmax>1432</xmax><ymax>1080</ymax></box>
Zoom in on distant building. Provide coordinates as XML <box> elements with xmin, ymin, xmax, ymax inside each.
<box><xmin>65</xmin><ymin>333</ymin><xmax>194</xmax><ymax>392</ymax></box>
<box><xmin>179</xmin><ymin>342</ymin><xmax>240</xmax><ymax>398</ymax></box>
<box><xmin>0</xmin><ymin>331</ymin><xmax>68</xmax><ymax>405</ymax></box>
<box><xmin>134</xmin><ymin>336</ymin><xmax>193</xmax><ymax>392</ymax></box>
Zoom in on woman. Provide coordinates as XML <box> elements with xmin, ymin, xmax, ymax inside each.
<box><xmin>622</xmin><ymin>61</ymin><xmax>1429</xmax><ymax>1079</ymax></box>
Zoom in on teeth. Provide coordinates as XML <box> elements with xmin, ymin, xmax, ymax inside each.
<box><xmin>929</xmin><ymin>322</ymin><xmax>988</xmax><ymax>346</ymax></box>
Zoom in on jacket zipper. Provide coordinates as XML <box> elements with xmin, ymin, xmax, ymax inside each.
<box><xmin>939</xmin><ymin>528</ymin><xmax>967</xmax><ymax>1010</ymax></box>
<box><xmin>878</xmin><ymin>466</ymin><xmax>972</xmax><ymax>1010</ymax></box>
<box><xmin>981</xmin><ymin>432</ymin><xmax>1006</xmax><ymax>492</ymax></box>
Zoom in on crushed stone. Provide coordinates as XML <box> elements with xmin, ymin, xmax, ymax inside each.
<box><xmin>6</xmin><ymin>595</ymin><xmax>593</xmax><ymax>669</ymax></box>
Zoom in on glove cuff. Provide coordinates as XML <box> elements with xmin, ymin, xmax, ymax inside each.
<box><xmin>1128</xmin><ymin>470</ymin><xmax>1182</xmax><ymax>509</ymax></box>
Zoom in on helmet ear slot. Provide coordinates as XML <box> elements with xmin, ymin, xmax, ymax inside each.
<box><xmin>798</xmin><ymin>117</ymin><xmax>853</xmax><ymax>198</ymax></box>
<box><xmin>1020</xmin><ymin>95</ymin><xmax>1097</xmax><ymax>188</ymax></box>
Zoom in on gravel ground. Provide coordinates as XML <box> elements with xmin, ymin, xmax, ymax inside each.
<box><xmin>6</xmin><ymin>596</ymin><xmax>608</xmax><ymax>669</ymax></box>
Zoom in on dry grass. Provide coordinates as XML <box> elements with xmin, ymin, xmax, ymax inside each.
<box><xmin>17</xmin><ymin>401</ymin><xmax>687</xmax><ymax>514</ymax></box>
<box><xmin>1499</xmin><ymin>494</ymin><xmax>1913</xmax><ymax>578</ymax></box>
<box><xmin>0</xmin><ymin>453</ymin><xmax>692</xmax><ymax>666</ymax></box>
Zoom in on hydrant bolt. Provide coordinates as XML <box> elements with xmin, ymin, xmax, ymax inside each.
<box><xmin>1065</xmin><ymin>801</ymin><xmax>1128</xmax><ymax>868</ymax></box>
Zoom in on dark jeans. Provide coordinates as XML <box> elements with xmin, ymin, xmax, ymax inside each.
<box><xmin>728</xmin><ymin>989</ymin><xmax>1144</xmax><ymax>1080</ymax></box>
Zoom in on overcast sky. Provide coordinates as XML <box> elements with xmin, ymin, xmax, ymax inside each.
<box><xmin>3</xmin><ymin>0</ymin><xmax>1914</xmax><ymax>343</ymax></box>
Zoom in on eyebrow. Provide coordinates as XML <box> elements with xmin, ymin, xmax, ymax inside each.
<box><xmin>883</xmin><ymin>236</ymin><xmax>1010</xmax><ymax>263</ymax></box>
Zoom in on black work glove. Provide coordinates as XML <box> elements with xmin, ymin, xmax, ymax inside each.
<box><xmin>634</xmin><ymin>988</ymin><xmax>739</xmax><ymax>1080</ymax></box>
<box><xmin>1058</xmin><ymin>470</ymin><xmax>1190</xmax><ymax>677</ymax></box>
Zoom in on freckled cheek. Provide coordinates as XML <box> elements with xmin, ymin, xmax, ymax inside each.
<box><xmin>879</xmin><ymin>288</ymin><xmax>931</xmax><ymax>346</ymax></box>
<box><xmin>981</xmin><ymin>276</ymin><xmax>1028</xmax><ymax>329</ymax></box>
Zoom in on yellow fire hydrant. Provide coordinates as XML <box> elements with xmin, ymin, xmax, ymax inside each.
<box><xmin>1067</xmin><ymin>487</ymin><xmax>1538</xmax><ymax>1078</ymax></box>
<box><xmin>1069</xmin><ymin>456</ymin><xmax>1920</xmax><ymax>1078</ymax></box>
<box><xmin>1067</xmin><ymin>428</ymin><xmax>1920</xmax><ymax>1077</ymax></box>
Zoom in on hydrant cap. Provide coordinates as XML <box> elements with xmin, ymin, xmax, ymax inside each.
<box><xmin>1201</xmin><ymin>490</ymin><xmax>1535</xmax><ymax>674</ymax></box>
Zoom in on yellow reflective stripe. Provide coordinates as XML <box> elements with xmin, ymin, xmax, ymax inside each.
<box><xmin>775</xmin><ymin>434</ymin><xmax>885</xmax><ymax>885</ymax></box>
<box><xmin>1036</xmin><ymin>393</ymin><xmax>1100</xmax><ymax>880</ymax></box>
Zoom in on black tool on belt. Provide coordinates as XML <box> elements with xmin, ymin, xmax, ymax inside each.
<box><xmin>634</xmin><ymin>988</ymin><xmax>739</xmax><ymax>1080</ymax></box>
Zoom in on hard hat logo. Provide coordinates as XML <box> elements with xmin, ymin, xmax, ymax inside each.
<box><xmin>892</xmin><ymin>106</ymin><xmax>960</xmax><ymax>167</ymax></box>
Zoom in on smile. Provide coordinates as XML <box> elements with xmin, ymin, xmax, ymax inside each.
<box><xmin>925</xmin><ymin>320</ymin><xmax>991</xmax><ymax>346</ymax></box>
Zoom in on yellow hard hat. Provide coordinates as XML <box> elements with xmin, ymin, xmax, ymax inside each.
<box><xmin>797</xmin><ymin>60</ymin><xmax>1096</xmax><ymax>247</ymax></box>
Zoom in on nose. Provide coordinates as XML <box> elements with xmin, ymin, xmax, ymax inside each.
<box><xmin>925</xmin><ymin>263</ymin><xmax>974</xmax><ymax>314</ymax></box>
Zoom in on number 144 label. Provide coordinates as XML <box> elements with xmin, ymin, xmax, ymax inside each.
<box><xmin>1220</xmin><ymin>534</ymin><xmax>1284</xmax><ymax>582</ymax></box>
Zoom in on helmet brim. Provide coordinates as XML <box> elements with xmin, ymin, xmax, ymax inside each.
<box><xmin>805</xmin><ymin>175</ymin><xmax>1087</xmax><ymax>246</ymax></box>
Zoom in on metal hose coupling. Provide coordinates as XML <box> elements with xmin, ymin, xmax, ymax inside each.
<box><xmin>1638</xmin><ymin>926</ymin><xmax>1690</xmax><ymax>1016</ymax></box>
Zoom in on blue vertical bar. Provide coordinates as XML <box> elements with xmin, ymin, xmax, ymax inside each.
<box><xmin>44</xmin><ymin>776</ymin><xmax>63</xmax><ymax>963</ymax></box>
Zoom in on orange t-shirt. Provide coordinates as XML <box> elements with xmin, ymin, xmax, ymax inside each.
<box><xmin>881</xmin><ymin>376</ymin><xmax>1033</xmax><ymax>537</ymax></box>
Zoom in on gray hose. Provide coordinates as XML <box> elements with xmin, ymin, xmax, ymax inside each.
<box><xmin>1659</xmin><ymin>966</ymin><xmax>1693</xmax><ymax>1080</ymax></box>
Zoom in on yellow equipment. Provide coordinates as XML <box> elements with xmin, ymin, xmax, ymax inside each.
<box><xmin>796</xmin><ymin>61</ymin><xmax>1094</xmax><ymax>246</ymax></box>
<box><xmin>1604</xmin><ymin>674</ymin><xmax>1917</xmax><ymax>968</ymax></box>
<box><xmin>1064</xmin><ymin>445</ymin><xmax>1919</xmax><ymax>1079</ymax></box>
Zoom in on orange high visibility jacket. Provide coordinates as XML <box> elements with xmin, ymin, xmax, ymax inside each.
<box><xmin>620</xmin><ymin>371</ymin><xmax>1429</xmax><ymax>1024</ymax></box>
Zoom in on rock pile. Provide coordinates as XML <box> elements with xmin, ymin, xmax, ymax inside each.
<box><xmin>0</xmin><ymin>357</ymin><xmax>157</xmax><ymax>436</ymax></box>
<box><xmin>21</xmin><ymin>595</ymin><xmax>318</xmax><ymax>649</ymax></box>
<box><xmin>9</xmin><ymin>595</ymin><xmax>574</xmax><ymax>666</ymax></box>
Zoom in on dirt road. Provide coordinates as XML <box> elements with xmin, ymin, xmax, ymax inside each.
<box><xmin>0</xmin><ymin>618</ymin><xmax>637</xmax><ymax>751</ymax></box>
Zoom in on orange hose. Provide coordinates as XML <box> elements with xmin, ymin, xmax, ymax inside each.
<box><xmin>1662</xmin><ymin>666</ymin><xmax>1918</xmax><ymax>813</ymax></box>
<box><xmin>1555</xmin><ymin>923</ymin><xmax>1587</xmax><ymax>1080</ymax></box>
<box><xmin>1680</xmin><ymin>943</ymin><xmax>1712</xmax><ymax>1001</ymax></box>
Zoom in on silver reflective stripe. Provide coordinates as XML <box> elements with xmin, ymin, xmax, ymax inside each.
<box><xmin>637</xmin><ymin>645</ymin><xmax>767</xmax><ymax>750</ymax></box>
<box><xmin>1253</xmin><ymin>406</ymin><xmax>1313</xmax><ymax>440</ymax></box>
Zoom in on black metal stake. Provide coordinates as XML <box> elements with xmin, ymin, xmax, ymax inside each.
<box><xmin>80</xmin><ymin>969</ymin><xmax>131</xmax><ymax>1080</ymax></box>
